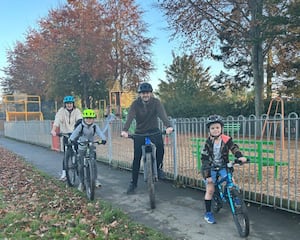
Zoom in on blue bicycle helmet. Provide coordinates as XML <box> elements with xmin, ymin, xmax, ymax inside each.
<box><xmin>63</xmin><ymin>95</ymin><xmax>75</xmax><ymax>103</ymax></box>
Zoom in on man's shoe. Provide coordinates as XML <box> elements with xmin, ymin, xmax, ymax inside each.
<box><xmin>77</xmin><ymin>183</ymin><xmax>84</xmax><ymax>192</ymax></box>
<box><xmin>95</xmin><ymin>179</ymin><xmax>102</xmax><ymax>188</ymax></box>
<box><xmin>204</xmin><ymin>212</ymin><xmax>216</xmax><ymax>224</ymax></box>
<box><xmin>158</xmin><ymin>169</ymin><xmax>166</xmax><ymax>180</ymax></box>
<box><xmin>59</xmin><ymin>170</ymin><xmax>66</xmax><ymax>181</ymax></box>
<box><xmin>126</xmin><ymin>182</ymin><xmax>136</xmax><ymax>194</ymax></box>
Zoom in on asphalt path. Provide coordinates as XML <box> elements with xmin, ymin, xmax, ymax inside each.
<box><xmin>0</xmin><ymin>135</ymin><xmax>299</xmax><ymax>240</ymax></box>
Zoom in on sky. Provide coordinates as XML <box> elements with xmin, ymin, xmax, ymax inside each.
<box><xmin>0</xmin><ymin>0</ymin><xmax>222</xmax><ymax>93</ymax></box>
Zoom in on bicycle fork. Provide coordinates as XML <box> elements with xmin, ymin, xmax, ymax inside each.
<box><xmin>142</xmin><ymin>143</ymin><xmax>158</xmax><ymax>182</ymax></box>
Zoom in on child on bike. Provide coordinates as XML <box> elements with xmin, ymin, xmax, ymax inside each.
<box><xmin>69</xmin><ymin>109</ymin><xmax>107</xmax><ymax>191</ymax></box>
<box><xmin>201</xmin><ymin>115</ymin><xmax>247</xmax><ymax>224</ymax></box>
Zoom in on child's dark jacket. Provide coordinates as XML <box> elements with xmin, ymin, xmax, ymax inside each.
<box><xmin>201</xmin><ymin>134</ymin><xmax>243</xmax><ymax>178</ymax></box>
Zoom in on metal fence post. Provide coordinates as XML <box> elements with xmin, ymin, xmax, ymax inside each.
<box><xmin>172</xmin><ymin>118</ymin><xmax>178</xmax><ymax>180</ymax></box>
<box><xmin>108</xmin><ymin>122</ymin><xmax>112</xmax><ymax>164</ymax></box>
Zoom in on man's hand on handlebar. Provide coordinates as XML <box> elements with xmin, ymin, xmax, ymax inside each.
<box><xmin>121</xmin><ymin>131</ymin><xmax>128</xmax><ymax>138</ymax></box>
<box><xmin>166</xmin><ymin>127</ymin><xmax>174</xmax><ymax>135</ymax></box>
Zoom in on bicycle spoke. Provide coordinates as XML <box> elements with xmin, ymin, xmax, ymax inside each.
<box><xmin>65</xmin><ymin>149</ymin><xmax>77</xmax><ymax>187</ymax></box>
<box><xmin>146</xmin><ymin>152</ymin><xmax>155</xmax><ymax>209</ymax></box>
<box><xmin>84</xmin><ymin>158</ymin><xmax>95</xmax><ymax>201</ymax></box>
<box><xmin>212</xmin><ymin>190</ymin><xmax>222</xmax><ymax>213</ymax></box>
<box><xmin>231</xmin><ymin>189</ymin><xmax>250</xmax><ymax>237</ymax></box>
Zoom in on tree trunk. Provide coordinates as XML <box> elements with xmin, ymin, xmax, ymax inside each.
<box><xmin>82</xmin><ymin>72</ymin><xmax>89</xmax><ymax>108</ymax></box>
<box><xmin>252</xmin><ymin>43</ymin><xmax>264</xmax><ymax>117</ymax></box>
<box><xmin>250</xmin><ymin>0</ymin><xmax>264</xmax><ymax>118</ymax></box>
<box><xmin>266</xmin><ymin>50</ymin><xmax>273</xmax><ymax>101</ymax></box>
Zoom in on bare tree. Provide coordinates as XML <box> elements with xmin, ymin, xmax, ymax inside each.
<box><xmin>158</xmin><ymin>0</ymin><xmax>299</xmax><ymax>116</ymax></box>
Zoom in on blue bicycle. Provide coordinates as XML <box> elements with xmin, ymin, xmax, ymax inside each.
<box><xmin>210</xmin><ymin>159</ymin><xmax>250</xmax><ymax>238</ymax></box>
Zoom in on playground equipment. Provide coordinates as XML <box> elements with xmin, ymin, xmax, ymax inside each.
<box><xmin>2</xmin><ymin>93</ymin><xmax>44</xmax><ymax>121</ymax></box>
<box><xmin>109</xmin><ymin>80</ymin><xmax>136</xmax><ymax>118</ymax></box>
<box><xmin>96</xmin><ymin>99</ymin><xmax>106</xmax><ymax>119</ymax></box>
<box><xmin>262</xmin><ymin>96</ymin><xmax>284</xmax><ymax>148</ymax></box>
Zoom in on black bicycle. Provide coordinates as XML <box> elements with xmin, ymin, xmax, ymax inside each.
<box><xmin>127</xmin><ymin>131</ymin><xmax>168</xmax><ymax>209</ymax></box>
<box><xmin>57</xmin><ymin>133</ymin><xmax>78</xmax><ymax>187</ymax></box>
<box><xmin>77</xmin><ymin>139</ymin><xmax>104</xmax><ymax>201</ymax></box>
<box><xmin>209</xmin><ymin>159</ymin><xmax>250</xmax><ymax>238</ymax></box>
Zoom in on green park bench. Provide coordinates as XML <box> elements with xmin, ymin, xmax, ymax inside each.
<box><xmin>223</xmin><ymin>122</ymin><xmax>241</xmax><ymax>136</ymax></box>
<box><xmin>191</xmin><ymin>138</ymin><xmax>288</xmax><ymax>181</ymax></box>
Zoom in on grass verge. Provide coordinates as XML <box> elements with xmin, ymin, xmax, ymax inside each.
<box><xmin>0</xmin><ymin>147</ymin><xmax>171</xmax><ymax>240</ymax></box>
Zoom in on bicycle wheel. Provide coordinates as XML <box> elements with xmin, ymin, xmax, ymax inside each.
<box><xmin>211</xmin><ymin>188</ymin><xmax>223</xmax><ymax>213</ymax></box>
<box><xmin>146</xmin><ymin>152</ymin><xmax>155</xmax><ymax>209</ymax></box>
<box><xmin>62</xmin><ymin>148</ymin><xmax>67</xmax><ymax>174</ymax></box>
<box><xmin>84</xmin><ymin>157</ymin><xmax>96</xmax><ymax>201</ymax></box>
<box><xmin>65</xmin><ymin>149</ymin><xmax>77</xmax><ymax>187</ymax></box>
<box><xmin>230</xmin><ymin>188</ymin><xmax>250</xmax><ymax>238</ymax></box>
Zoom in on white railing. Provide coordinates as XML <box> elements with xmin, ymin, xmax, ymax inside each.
<box><xmin>4</xmin><ymin>113</ymin><xmax>299</xmax><ymax>214</ymax></box>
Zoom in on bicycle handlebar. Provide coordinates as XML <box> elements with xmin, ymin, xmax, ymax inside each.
<box><xmin>57</xmin><ymin>133</ymin><xmax>71</xmax><ymax>138</ymax></box>
<box><xmin>227</xmin><ymin>158</ymin><xmax>250</xmax><ymax>168</ymax></box>
<box><xmin>203</xmin><ymin>158</ymin><xmax>250</xmax><ymax>171</ymax></box>
<box><xmin>121</xmin><ymin>129</ymin><xmax>174</xmax><ymax>139</ymax></box>
<box><xmin>128</xmin><ymin>131</ymin><xmax>164</xmax><ymax>139</ymax></box>
<box><xmin>77</xmin><ymin>140</ymin><xmax>106</xmax><ymax>146</ymax></box>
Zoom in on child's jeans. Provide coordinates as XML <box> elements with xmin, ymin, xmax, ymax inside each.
<box><xmin>204</xmin><ymin>168</ymin><xmax>227</xmax><ymax>184</ymax></box>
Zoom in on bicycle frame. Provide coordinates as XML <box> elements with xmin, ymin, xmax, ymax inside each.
<box><xmin>215</xmin><ymin>166</ymin><xmax>238</xmax><ymax>212</ymax></box>
<box><xmin>142</xmin><ymin>136</ymin><xmax>158</xmax><ymax>182</ymax></box>
<box><xmin>57</xmin><ymin>132</ymin><xmax>71</xmax><ymax>152</ymax></box>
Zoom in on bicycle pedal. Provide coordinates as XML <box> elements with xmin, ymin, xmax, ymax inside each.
<box><xmin>234</xmin><ymin>198</ymin><xmax>242</xmax><ymax>208</ymax></box>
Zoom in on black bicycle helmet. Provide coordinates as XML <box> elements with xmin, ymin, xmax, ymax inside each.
<box><xmin>138</xmin><ymin>82</ymin><xmax>153</xmax><ymax>93</ymax></box>
<box><xmin>206</xmin><ymin>115</ymin><xmax>224</xmax><ymax>128</ymax></box>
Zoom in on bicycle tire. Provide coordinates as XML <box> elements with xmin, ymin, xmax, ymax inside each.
<box><xmin>84</xmin><ymin>157</ymin><xmax>96</xmax><ymax>201</ymax></box>
<box><xmin>230</xmin><ymin>188</ymin><xmax>250</xmax><ymax>238</ymax></box>
<box><xmin>65</xmin><ymin>149</ymin><xmax>77</xmax><ymax>187</ymax></box>
<box><xmin>146</xmin><ymin>152</ymin><xmax>155</xmax><ymax>209</ymax></box>
<box><xmin>62</xmin><ymin>149</ymin><xmax>67</xmax><ymax>175</ymax></box>
<box><xmin>212</xmin><ymin>189</ymin><xmax>223</xmax><ymax>213</ymax></box>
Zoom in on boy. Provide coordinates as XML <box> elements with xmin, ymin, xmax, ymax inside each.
<box><xmin>69</xmin><ymin>109</ymin><xmax>106</xmax><ymax>191</ymax></box>
<box><xmin>201</xmin><ymin>115</ymin><xmax>247</xmax><ymax>224</ymax></box>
